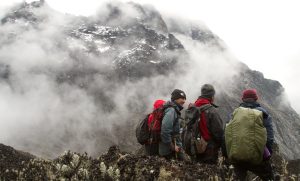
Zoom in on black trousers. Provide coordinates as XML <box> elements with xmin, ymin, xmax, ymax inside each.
<box><xmin>145</xmin><ymin>143</ymin><xmax>159</xmax><ymax>156</ymax></box>
<box><xmin>163</xmin><ymin>151</ymin><xmax>186</xmax><ymax>161</ymax></box>
<box><xmin>196</xmin><ymin>142</ymin><xmax>220</xmax><ymax>164</ymax></box>
<box><xmin>233</xmin><ymin>160</ymin><xmax>274</xmax><ymax>181</ymax></box>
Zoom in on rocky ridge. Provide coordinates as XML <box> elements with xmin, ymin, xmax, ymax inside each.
<box><xmin>0</xmin><ymin>0</ymin><xmax>299</xmax><ymax>161</ymax></box>
<box><xmin>0</xmin><ymin>143</ymin><xmax>299</xmax><ymax>180</ymax></box>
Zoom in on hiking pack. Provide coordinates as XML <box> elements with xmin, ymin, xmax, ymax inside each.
<box><xmin>225</xmin><ymin>107</ymin><xmax>267</xmax><ymax>165</ymax></box>
<box><xmin>136</xmin><ymin>114</ymin><xmax>151</xmax><ymax>145</ymax></box>
<box><xmin>135</xmin><ymin>104</ymin><xmax>175</xmax><ymax>145</ymax></box>
<box><xmin>182</xmin><ymin>104</ymin><xmax>213</xmax><ymax>156</ymax></box>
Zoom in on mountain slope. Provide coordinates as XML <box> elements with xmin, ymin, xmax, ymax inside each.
<box><xmin>0</xmin><ymin>0</ymin><xmax>299</xmax><ymax>160</ymax></box>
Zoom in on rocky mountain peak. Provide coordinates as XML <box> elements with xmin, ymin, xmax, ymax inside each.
<box><xmin>1</xmin><ymin>0</ymin><xmax>45</xmax><ymax>24</ymax></box>
<box><xmin>0</xmin><ymin>0</ymin><xmax>299</xmax><ymax>161</ymax></box>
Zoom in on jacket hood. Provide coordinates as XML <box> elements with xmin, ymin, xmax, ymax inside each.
<box><xmin>195</xmin><ymin>97</ymin><xmax>218</xmax><ymax>107</ymax></box>
<box><xmin>153</xmin><ymin>99</ymin><xmax>165</xmax><ymax>110</ymax></box>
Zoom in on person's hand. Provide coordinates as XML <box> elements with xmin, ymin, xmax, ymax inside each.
<box><xmin>170</xmin><ymin>143</ymin><xmax>180</xmax><ymax>152</ymax></box>
<box><xmin>174</xmin><ymin>145</ymin><xmax>180</xmax><ymax>153</ymax></box>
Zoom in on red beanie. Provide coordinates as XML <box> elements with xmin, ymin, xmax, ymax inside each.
<box><xmin>153</xmin><ymin>99</ymin><xmax>165</xmax><ymax>110</ymax></box>
<box><xmin>242</xmin><ymin>89</ymin><xmax>258</xmax><ymax>101</ymax></box>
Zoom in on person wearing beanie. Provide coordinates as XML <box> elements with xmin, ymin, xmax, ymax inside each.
<box><xmin>201</xmin><ymin>84</ymin><xmax>216</xmax><ymax>99</ymax></box>
<box><xmin>159</xmin><ymin>89</ymin><xmax>186</xmax><ymax>160</ymax></box>
<box><xmin>171</xmin><ymin>89</ymin><xmax>186</xmax><ymax>102</ymax></box>
<box><xmin>193</xmin><ymin>84</ymin><xmax>224</xmax><ymax>164</ymax></box>
<box><xmin>228</xmin><ymin>89</ymin><xmax>275</xmax><ymax>180</ymax></box>
<box><xmin>242</xmin><ymin>89</ymin><xmax>258</xmax><ymax>101</ymax></box>
<box><xmin>240</xmin><ymin>89</ymin><xmax>274</xmax><ymax>153</ymax></box>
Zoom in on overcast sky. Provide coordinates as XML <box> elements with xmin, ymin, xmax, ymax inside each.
<box><xmin>1</xmin><ymin>0</ymin><xmax>300</xmax><ymax>113</ymax></box>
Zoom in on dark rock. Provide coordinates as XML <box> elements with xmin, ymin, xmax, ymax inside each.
<box><xmin>0</xmin><ymin>143</ymin><xmax>35</xmax><ymax>180</ymax></box>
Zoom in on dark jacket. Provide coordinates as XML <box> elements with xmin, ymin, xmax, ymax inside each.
<box><xmin>159</xmin><ymin>101</ymin><xmax>183</xmax><ymax>156</ymax></box>
<box><xmin>240</xmin><ymin>101</ymin><xmax>274</xmax><ymax>153</ymax></box>
<box><xmin>194</xmin><ymin>97</ymin><xmax>224</xmax><ymax>163</ymax></box>
<box><xmin>194</xmin><ymin>97</ymin><xmax>224</xmax><ymax>144</ymax></box>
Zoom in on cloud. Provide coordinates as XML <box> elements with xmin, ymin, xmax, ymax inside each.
<box><xmin>3</xmin><ymin>0</ymin><xmax>298</xmax><ymax>115</ymax></box>
<box><xmin>276</xmin><ymin>59</ymin><xmax>300</xmax><ymax>114</ymax></box>
<box><xmin>2</xmin><ymin>0</ymin><xmax>296</xmax><ymax>159</ymax></box>
<box><xmin>0</xmin><ymin>1</ymin><xmax>21</xmax><ymax>20</ymax></box>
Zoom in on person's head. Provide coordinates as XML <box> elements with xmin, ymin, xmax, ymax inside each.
<box><xmin>171</xmin><ymin>89</ymin><xmax>186</xmax><ymax>106</ymax></box>
<box><xmin>242</xmin><ymin>89</ymin><xmax>258</xmax><ymax>102</ymax></box>
<box><xmin>201</xmin><ymin>84</ymin><xmax>215</xmax><ymax>101</ymax></box>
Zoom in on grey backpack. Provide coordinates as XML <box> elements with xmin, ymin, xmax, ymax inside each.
<box><xmin>182</xmin><ymin>104</ymin><xmax>212</xmax><ymax>156</ymax></box>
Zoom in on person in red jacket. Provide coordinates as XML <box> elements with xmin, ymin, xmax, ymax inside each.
<box><xmin>194</xmin><ymin>84</ymin><xmax>224</xmax><ymax>164</ymax></box>
<box><xmin>145</xmin><ymin>99</ymin><xmax>165</xmax><ymax>156</ymax></box>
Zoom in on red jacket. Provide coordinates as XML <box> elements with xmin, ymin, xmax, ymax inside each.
<box><xmin>194</xmin><ymin>97</ymin><xmax>213</xmax><ymax>141</ymax></box>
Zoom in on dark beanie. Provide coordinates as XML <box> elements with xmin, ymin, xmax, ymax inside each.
<box><xmin>242</xmin><ymin>89</ymin><xmax>258</xmax><ymax>101</ymax></box>
<box><xmin>201</xmin><ymin>84</ymin><xmax>215</xmax><ymax>98</ymax></box>
<box><xmin>171</xmin><ymin>89</ymin><xmax>186</xmax><ymax>101</ymax></box>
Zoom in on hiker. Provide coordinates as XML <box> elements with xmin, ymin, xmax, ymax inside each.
<box><xmin>145</xmin><ymin>99</ymin><xmax>165</xmax><ymax>156</ymax></box>
<box><xmin>159</xmin><ymin>89</ymin><xmax>186</xmax><ymax>160</ymax></box>
<box><xmin>225</xmin><ymin>89</ymin><xmax>274</xmax><ymax>181</ymax></box>
<box><xmin>193</xmin><ymin>84</ymin><xmax>224</xmax><ymax>164</ymax></box>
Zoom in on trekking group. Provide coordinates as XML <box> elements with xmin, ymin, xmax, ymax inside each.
<box><xmin>136</xmin><ymin>84</ymin><xmax>275</xmax><ymax>181</ymax></box>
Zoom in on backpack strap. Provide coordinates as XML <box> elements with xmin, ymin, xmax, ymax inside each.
<box><xmin>197</xmin><ymin>104</ymin><xmax>213</xmax><ymax>113</ymax></box>
<box><xmin>195</xmin><ymin>104</ymin><xmax>213</xmax><ymax>137</ymax></box>
<box><xmin>149</xmin><ymin>104</ymin><xmax>177</xmax><ymax>131</ymax></box>
<box><xmin>149</xmin><ymin>114</ymin><xmax>156</xmax><ymax>131</ymax></box>
<box><xmin>164</xmin><ymin>104</ymin><xmax>181</xmax><ymax>115</ymax></box>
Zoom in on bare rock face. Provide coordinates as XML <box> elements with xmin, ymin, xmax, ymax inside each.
<box><xmin>0</xmin><ymin>0</ymin><xmax>299</xmax><ymax>161</ymax></box>
<box><xmin>1</xmin><ymin>0</ymin><xmax>185</xmax><ymax>81</ymax></box>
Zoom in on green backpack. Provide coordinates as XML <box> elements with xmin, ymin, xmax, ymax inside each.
<box><xmin>225</xmin><ymin>107</ymin><xmax>267</xmax><ymax>165</ymax></box>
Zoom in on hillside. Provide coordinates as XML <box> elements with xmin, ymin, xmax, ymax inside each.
<box><xmin>0</xmin><ymin>0</ymin><xmax>299</xmax><ymax>161</ymax></box>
